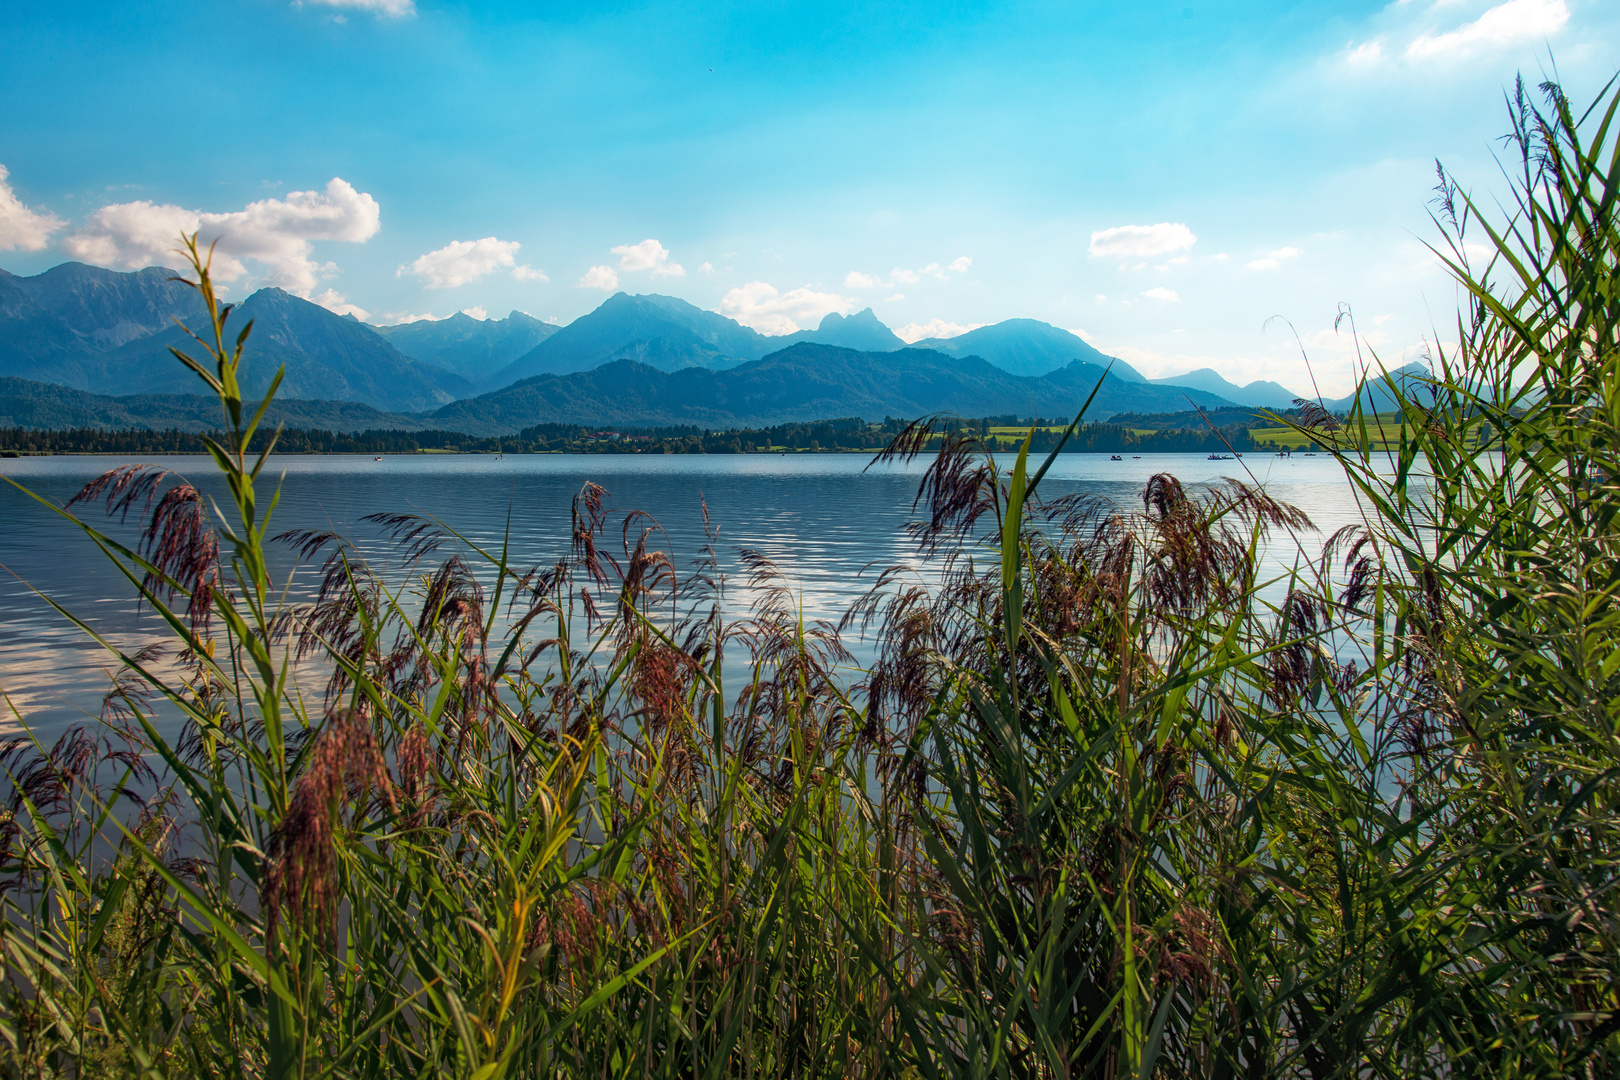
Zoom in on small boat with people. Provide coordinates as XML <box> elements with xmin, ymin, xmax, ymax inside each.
<box><xmin>1207</xmin><ymin>453</ymin><xmax>1233</xmax><ymax>461</ymax></box>
<box><xmin>1110</xmin><ymin>454</ymin><xmax>1123</xmax><ymax>461</ymax></box>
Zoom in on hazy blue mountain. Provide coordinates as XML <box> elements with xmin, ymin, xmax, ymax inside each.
<box><xmin>0</xmin><ymin>376</ymin><xmax>428</xmax><ymax>433</ymax></box>
<box><xmin>0</xmin><ymin>262</ymin><xmax>205</xmax><ymax>390</ymax></box>
<box><xmin>908</xmin><ymin>319</ymin><xmax>1147</xmax><ymax>381</ymax></box>
<box><xmin>0</xmin><ymin>263</ymin><xmax>464</xmax><ymax>411</ymax></box>
<box><xmin>102</xmin><ymin>288</ymin><xmax>469</xmax><ymax>412</ymax></box>
<box><xmin>1149</xmin><ymin>368</ymin><xmax>1303</xmax><ymax>410</ymax></box>
<box><xmin>487</xmin><ymin>292</ymin><xmax>771</xmax><ymax>387</ymax></box>
<box><xmin>429</xmin><ymin>343</ymin><xmax>1234</xmax><ymax>431</ymax></box>
<box><xmin>7</xmin><ymin>262</ymin><xmax>202</xmax><ymax>348</ymax></box>
<box><xmin>0</xmin><ymin>272</ymin><xmax>102</xmax><ymax>388</ymax></box>
<box><xmin>374</xmin><ymin>310</ymin><xmax>560</xmax><ymax>382</ymax></box>
<box><xmin>772</xmin><ymin>308</ymin><xmax>906</xmax><ymax>352</ymax></box>
<box><xmin>1321</xmin><ymin>363</ymin><xmax>1432</xmax><ymax>414</ymax></box>
<box><xmin>0</xmin><ymin>344</ymin><xmax>1241</xmax><ymax>435</ymax></box>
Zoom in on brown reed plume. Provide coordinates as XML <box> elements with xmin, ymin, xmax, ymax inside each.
<box><xmin>69</xmin><ymin>465</ymin><xmax>221</xmax><ymax>632</ymax></box>
<box><xmin>263</xmin><ymin>710</ymin><xmax>394</xmax><ymax>947</ymax></box>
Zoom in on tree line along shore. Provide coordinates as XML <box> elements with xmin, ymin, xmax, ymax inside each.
<box><xmin>0</xmin><ymin>410</ymin><xmax>1327</xmax><ymax>457</ymax></box>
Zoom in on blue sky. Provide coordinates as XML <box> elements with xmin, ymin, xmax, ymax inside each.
<box><xmin>1</xmin><ymin>0</ymin><xmax>1615</xmax><ymax>394</ymax></box>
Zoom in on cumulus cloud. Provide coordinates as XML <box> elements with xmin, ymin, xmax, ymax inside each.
<box><xmin>1089</xmin><ymin>223</ymin><xmax>1197</xmax><ymax>258</ymax></box>
<box><xmin>612</xmin><ymin>238</ymin><xmax>684</xmax><ymax>278</ymax></box>
<box><xmin>718</xmin><ymin>282</ymin><xmax>853</xmax><ymax>335</ymax></box>
<box><xmin>310</xmin><ymin>289</ymin><xmax>369</xmax><ymax>320</ymax></box>
<box><xmin>300</xmin><ymin>0</ymin><xmax>416</xmax><ymax>17</ymax></box>
<box><xmin>64</xmin><ymin>178</ymin><xmax>380</xmax><ymax>296</ymax></box>
<box><xmin>844</xmin><ymin>257</ymin><xmax>971</xmax><ymax>290</ymax></box>
<box><xmin>578</xmin><ymin>265</ymin><xmax>620</xmax><ymax>291</ymax></box>
<box><xmin>1143</xmin><ymin>287</ymin><xmax>1181</xmax><ymax>303</ymax></box>
<box><xmin>1406</xmin><ymin>0</ymin><xmax>1567</xmax><ymax>60</ymax></box>
<box><xmin>399</xmin><ymin>237</ymin><xmax>543</xmax><ymax>289</ymax></box>
<box><xmin>1247</xmin><ymin>246</ymin><xmax>1304</xmax><ymax>271</ymax></box>
<box><xmin>895</xmin><ymin>318</ymin><xmax>985</xmax><ymax>344</ymax></box>
<box><xmin>698</xmin><ymin>261</ymin><xmax>715</xmax><ymax>273</ymax></box>
<box><xmin>0</xmin><ymin>165</ymin><xmax>64</xmax><ymax>251</ymax></box>
<box><xmin>376</xmin><ymin>311</ymin><xmax>443</xmax><ymax>325</ymax></box>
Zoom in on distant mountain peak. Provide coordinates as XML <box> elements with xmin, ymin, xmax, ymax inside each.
<box><xmin>819</xmin><ymin>307</ymin><xmax>883</xmax><ymax>331</ymax></box>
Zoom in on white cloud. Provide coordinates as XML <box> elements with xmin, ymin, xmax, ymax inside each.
<box><xmin>311</xmin><ymin>288</ymin><xmax>368</xmax><ymax>320</ymax></box>
<box><xmin>1247</xmin><ymin>246</ymin><xmax>1304</xmax><ymax>271</ymax></box>
<box><xmin>461</xmin><ymin>305</ymin><xmax>488</xmax><ymax>320</ymax></box>
<box><xmin>300</xmin><ymin>0</ymin><xmax>416</xmax><ymax>17</ymax></box>
<box><xmin>377</xmin><ymin>311</ymin><xmax>443</xmax><ymax>325</ymax></box>
<box><xmin>718</xmin><ymin>282</ymin><xmax>853</xmax><ymax>335</ymax></box>
<box><xmin>1088</xmin><ymin>222</ymin><xmax>1197</xmax><ymax>258</ymax></box>
<box><xmin>844</xmin><ymin>256</ymin><xmax>971</xmax><ymax>290</ymax></box>
<box><xmin>883</xmin><ymin>293</ymin><xmax>905</xmax><ymax>302</ymax></box>
<box><xmin>399</xmin><ymin>237</ymin><xmax>542</xmax><ymax>289</ymax></box>
<box><xmin>578</xmin><ymin>265</ymin><xmax>620</xmax><ymax>291</ymax></box>
<box><xmin>64</xmin><ymin>177</ymin><xmax>380</xmax><ymax>296</ymax></box>
<box><xmin>698</xmin><ymin>261</ymin><xmax>715</xmax><ymax>273</ymax></box>
<box><xmin>0</xmin><ymin>165</ymin><xmax>64</xmax><ymax>252</ymax></box>
<box><xmin>612</xmin><ymin>238</ymin><xmax>685</xmax><ymax>278</ymax></box>
<box><xmin>1143</xmin><ymin>287</ymin><xmax>1181</xmax><ymax>302</ymax></box>
<box><xmin>895</xmin><ymin>318</ymin><xmax>985</xmax><ymax>343</ymax></box>
<box><xmin>1406</xmin><ymin>0</ymin><xmax>1567</xmax><ymax>59</ymax></box>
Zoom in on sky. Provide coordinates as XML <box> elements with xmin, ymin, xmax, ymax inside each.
<box><xmin>1</xmin><ymin>0</ymin><xmax>1616</xmax><ymax>396</ymax></box>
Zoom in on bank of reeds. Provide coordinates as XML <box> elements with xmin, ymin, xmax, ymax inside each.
<box><xmin>1</xmin><ymin>75</ymin><xmax>1617</xmax><ymax>1078</ymax></box>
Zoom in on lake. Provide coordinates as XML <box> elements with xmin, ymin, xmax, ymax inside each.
<box><xmin>0</xmin><ymin>450</ymin><xmax>1375</xmax><ymax>738</ymax></box>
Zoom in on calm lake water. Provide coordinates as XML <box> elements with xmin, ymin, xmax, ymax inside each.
<box><xmin>0</xmin><ymin>451</ymin><xmax>1376</xmax><ymax>738</ymax></box>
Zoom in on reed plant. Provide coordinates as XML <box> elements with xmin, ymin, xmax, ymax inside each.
<box><xmin>1</xmin><ymin>73</ymin><xmax>1616</xmax><ymax>1079</ymax></box>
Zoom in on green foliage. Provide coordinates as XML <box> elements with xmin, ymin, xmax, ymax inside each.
<box><xmin>1</xmin><ymin>74</ymin><xmax>1617</xmax><ymax>1079</ymax></box>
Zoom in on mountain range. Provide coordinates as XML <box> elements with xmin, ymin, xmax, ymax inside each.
<box><xmin>0</xmin><ymin>260</ymin><xmax>1322</xmax><ymax>430</ymax></box>
<box><xmin>0</xmin><ymin>345</ymin><xmax>1238</xmax><ymax>436</ymax></box>
<box><xmin>373</xmin><ymin>309</ymin><xmax>559</xmax><ymax>383</ymax></box>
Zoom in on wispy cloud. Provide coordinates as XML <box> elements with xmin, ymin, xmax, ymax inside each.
<box><xmin>1406</xmin><ymin>0</ymin><xmax>1568</xmax><ymax>60</ymax></box>
<box><xmin>1247</xmin><ymin>246</ymin><xmax>1303</xmax><ymax>271</ymax></box>
<box><xmin>844</xmin><ymin>256</ymin><xmax>971</xmax><ymax>290</ymax></box>
<box><xmin>1142</xmin><ymin>287</ymin><xmax>1181</xmax><ymax>302</ymax></box>
<box><xmin>64</xmin><ymin>177</ymin><xmax>380</xmax><ymax>296</ymax></box>
<box><xmin>1089</xmin><ymin>223</ymin><xmax>1196</xmax><ymax>258</ymax></box>
<box><xmin>895</xmin><ymin>318</ymin><xmax>984</xmax><ymax>343</ymax></box>
<box><xmin>1343</xmin><ymin>0</ymin><xmax>1569</xmax><ymax>67</ymax></box>
<box><xmin>298</xmin><ymin>0</ymin><xmax>416</xmax><ymax>18</ymax></box>
<box><xmin>376</xmin><ymin>310</ymin><xmax>443</xmax><ymax>325</ymax></box>
<box><xmin>0</xmin><ymin>164</ymin><xmax>64</xmax><ymax>252</ymax></box>
<box><xmin>399</xmin><ymin>237</ymin><xmax>544</xmax><ymax>289</ymax></box>
<box><xmin>719</xmin><ymin>281</ymin><xmax>852</xmax><ymax>335</ymax></box>
<box><xmin>311</xmin><ymin>288</ymin><xmax>368</xmax><ymax>320</ymax></box>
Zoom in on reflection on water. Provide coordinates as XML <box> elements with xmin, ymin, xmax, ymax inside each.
<box><xmin>0</xmin><ymin>451</ymin><xmax>1378</xmax><ymax>739</ymax></box>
